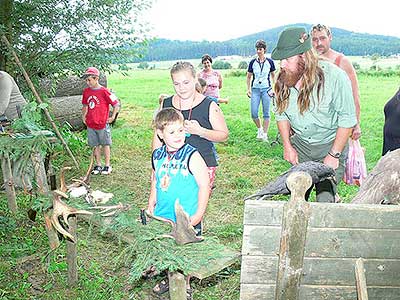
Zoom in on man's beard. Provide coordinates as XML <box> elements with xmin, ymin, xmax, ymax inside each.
<box><xmin>277</xmin><ymin>59</ymin><xmax>305</xmax><ymax>88</ymax></box>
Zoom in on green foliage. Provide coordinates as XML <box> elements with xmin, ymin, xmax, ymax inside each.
<box><xmin>213</xmin><ymin>60</ymin><xmax>232</xmax><ymax>70</ymax></box>
<box><xmin>1</xmin><ymin>0</ymin><xmax>152</xmax><ymax>80</ymax></box>
<box><xmin>227</xmin><ymin>70</ymin><xmax>246</xmax><ymax>77</ymax></box>
<box><xmin>238</xmin><ymin>61</ymin><xmax>248</xmax><ymax>69</ymax></box>
<box><xmin>137</xmin><ymin>61</ymin><xmax>150</xmax><ymax>69</ymax></box>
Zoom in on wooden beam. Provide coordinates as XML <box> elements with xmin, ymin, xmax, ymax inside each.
<box><xmin>1</xmin><ymin>155</ymin><xmax>17</xmax><ymax>213</ymax></box>
<box><xmin>168</xmin><ymin>271</ymin><xmax>187</xmax><ymax>300</ymax></box>
<box><xmin>355</xmin><ymin>258</ymin><xmax>369</xmax><ymax>300</ymax></box>
<box><xmin>275</xmin><ymin>172</ymin><xmax>312</xmax><ymax>300</ymax></box>
<box><xmin>67</xmin><ymin>215</ymin><xmax>78</xmax><ymax>286</ymax></box>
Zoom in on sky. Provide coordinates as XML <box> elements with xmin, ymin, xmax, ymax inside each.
<box><xmin>143</xmin><ymin>0</ymin><xmax>399</xmax><ymax>41</ymax></box>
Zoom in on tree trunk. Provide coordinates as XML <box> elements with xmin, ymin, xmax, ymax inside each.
<box><xmin>47</xmin><ymin>95</ymin><xmax>85</xmax><ymax>130</ymax></box>
<box><xmin>351</xmin><ymin>149</ymin><xmax>400</xmax><ymax>205</ymax></box>
<box><xmin>40</xmin><ymin>74</ymin><xmax>107</xmax><ymax>97</ymax></box>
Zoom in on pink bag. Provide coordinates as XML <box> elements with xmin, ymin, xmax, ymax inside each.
<box><xmin>343</xmin><ymin>139</ymin><xmax>367</xmax><ymax>186</ymax></box>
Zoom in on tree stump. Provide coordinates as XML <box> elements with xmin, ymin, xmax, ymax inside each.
<box><xmin>351</xmin><ymin>149</ymin><xmax>400</xmax><ymax>205</ymax></box>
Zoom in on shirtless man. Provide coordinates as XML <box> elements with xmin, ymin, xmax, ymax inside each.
<box><xmin>311</xmin><ymin>24</ymin><xmax>361</xmax><ymax>140</ymax></box>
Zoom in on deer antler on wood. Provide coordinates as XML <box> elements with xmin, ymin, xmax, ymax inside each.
<box><xmin>59</xmin><ymin>149</ymin><xmax>94</xmax><ymax>193</ymax></box>
<box><xmin>87</xmin><ymin>202</ymin><xmax>131</xmax><ymax>217</ymax></box>
<box><xmin>146</xmin><ymin>200</ymin><xmax>203</xmax><ymax>245</ymax></box>
<box><xmin>51</xmin><ymin>191</ymin><xmax>93</xmax><ymax>242</ymax></box>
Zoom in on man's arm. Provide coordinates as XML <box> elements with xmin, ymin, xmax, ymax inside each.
<box><xmin>340</xmin><ymin>57</ymin><xmax>361</xmax><ymax>140</ymax></box>
<box><xmin>277</xmin><ymin>120</ymin><xmax>298</xmax><ymax>165</ymax></box>
<box><xmin>324</xmin><ymin>127</ymin><xmax>353</xmax><ymax>169</ymax></box>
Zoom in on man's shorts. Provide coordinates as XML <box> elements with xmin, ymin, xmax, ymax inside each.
<box><xmin>87</xmin><ymin>124</ymin><xmax>112</xmax><ymax>147</ymax></box>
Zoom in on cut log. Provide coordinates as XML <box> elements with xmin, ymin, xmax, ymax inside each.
<box><xmin>40</xmin><ymin>74</ymin><xmax>107</xmax><ymax>97</ymax></box>
<box><xmin>351</xmin><ymin>149</ymin><xmax>400</xmax><ymax>205</ymax></box>
<box><xmin>47</xmin><ymin>95</ymin><xmax>85</xmax><ymax>130</ymax></box>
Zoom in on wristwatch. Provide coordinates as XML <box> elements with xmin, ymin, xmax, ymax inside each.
<box><xmin>328</xmin><ymin>151</ymin><xmax>341</xmax><ymax>159</ymax></box>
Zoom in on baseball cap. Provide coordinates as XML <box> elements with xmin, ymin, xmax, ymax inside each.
<box><xmin>82</xmin><ymin>67</ymin><xmax>100</xmax><ymax>78</ymax></box>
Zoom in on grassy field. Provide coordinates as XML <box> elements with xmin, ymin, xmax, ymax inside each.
<box><xmin>0</xmin><ymin>68</ymin><xmax>399</xmax><ymax>300</ymax></box>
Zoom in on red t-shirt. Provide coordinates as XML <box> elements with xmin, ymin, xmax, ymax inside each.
<box><xmin>82</xmin><ymin>86</ymin><xmax>119</xmax><ymax>130</ymax></box>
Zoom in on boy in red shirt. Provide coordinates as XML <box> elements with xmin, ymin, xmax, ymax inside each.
<box><xmin>81</xmin><ymin>67</ymin><xmax>120</xmax><ymax>175</ymax></box>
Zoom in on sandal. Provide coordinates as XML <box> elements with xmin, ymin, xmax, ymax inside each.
<box><xmin>153</xmin><ymin>279</ymin><xmax>169</xmax><ymax>295</ymax></box>
<box><xmin>142</xmin><ymin>265</ymin><xmax>158</xmax><ymax>279</ymax></box>
<box><xmin>186</xmin><ymin>288</ymin><xmax>193</xmax><ymax>300</ymax></box>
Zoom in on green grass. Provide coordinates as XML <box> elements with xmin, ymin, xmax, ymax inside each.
<box><xmin>1</xmin><ymin>67</ymin><xmax>399</xmax><ymax>300</ymax></box>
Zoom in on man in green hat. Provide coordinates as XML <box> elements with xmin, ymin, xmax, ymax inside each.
<box><xmin>271</xmin><ymin>26</ymin><xmax>356</xmax><ymax>202</ymax></box>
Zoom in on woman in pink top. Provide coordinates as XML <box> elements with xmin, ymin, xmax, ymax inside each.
<box><xmin>197</xmin><ymin>54</ymin><xmax>223</xmax><ymax>98</ymax></box>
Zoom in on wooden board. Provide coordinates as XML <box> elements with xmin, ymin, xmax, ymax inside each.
<box><xmin>240</xmin><ymin>200</ymin><xmax>400</xmax><ymax>300</ymax></box>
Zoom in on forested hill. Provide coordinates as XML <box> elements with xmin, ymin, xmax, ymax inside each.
<box><xmin>136</xmin><ymin>23</ymin><xmax>400</xmax><ymax>62</ymax></box>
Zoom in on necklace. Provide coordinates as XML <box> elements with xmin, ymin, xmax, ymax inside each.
<box><xmin>160</xmin><ymin>149</ymin><xmax>177</xmax><ymax>192</ymax></box>
<box><xmin>178</xmin><ymin>95</ymin><xmax>196</xmax><ymax>137</ymax></box>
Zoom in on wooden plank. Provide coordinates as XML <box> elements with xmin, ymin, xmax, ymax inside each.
<box><xmin>168</xmin><ymin>271</ymin><xmax>186</xmax><ymax>300</ymax></box>
<box><xmin>243</xmin><ymin>200</ymin><xmax>284</xmax><ymax>226</ymax></box>
<box><xmin>240</xmin><ymin>256</ymin><xmax>278</xmax><ymax>284</ymax></box>
<box><xmin>309</xmin><ymin>203</ymin><xmax>400</xmax><ymax>229</ymax></box>
<box><xmin>1</xmin><ymin>156</ymin><xmax>17</xmax><ymax>213</ymax></box>
<box><xmin>275</xmin><ymin>172</ymin><xmax>312</xmax><ymax>300</ymax></box>
<box><xmin>300</xmin><ymin>285</ymin><xmax>400</xmax><ymax>300</ymax></box>
<box><xmin>305</xmin><ymin>228</ymin><xmax>400</xmax><ymax>259</ymax></box>
<box><xmin>355</xmin><ymin>258</ymin><xmax>369</xmax><ymax>300</ymax></box>
<box><xmin>241</xmin><ymin>225</ymin><xmax>281</xmax><ymax>256</ymax></box>
<box><xmin>240</xmin><ymin>284</ymin><xmax>275</xmax><ymax>300</ymax></box>
<box><xmin>244</xmin><ymin>201</ymin><xmax>400</xmax><ymax>230</ymax></box>
<box><xmin>240</xmin><ymin>256</ymin><xmax>400</xmax><ymax>287</ymax></box>
<box><xmin>241</xmin><ymin>284</ymin><xmax>400</xmax><ymax>300</ymax></box>
<box><xmin>189</xmin><ymin>248</ymin><xmax>239</xmax><ymax>279</ymax></box>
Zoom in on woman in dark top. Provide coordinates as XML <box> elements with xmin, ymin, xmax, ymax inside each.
<box><xmin>383</xmin><ymin>88</ymin><xmax>400</xmax><ymax>156</ymax></box>
<box><xmin>152</xmin><ymin>61</ymin><xmax>229</xmax><ymax>188</ymax></box>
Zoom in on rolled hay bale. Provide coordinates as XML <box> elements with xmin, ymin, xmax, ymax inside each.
<box><xmin>47</xmin><ymin>95</ymin><xmax>85</xmax><ymax>130</ymax></box>
<box><xmin>40</xmin><ymin>73</ymin><xmax>107</xmax><ymax>97</ymax></box>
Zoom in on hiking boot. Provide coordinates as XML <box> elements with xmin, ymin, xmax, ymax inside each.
<box><xmin>91</xmin><ymin>165</ymin><xmax>102</xmax><ymax>175</ymax></box>
<box><xmin>101</xmin><ymin>166</ymin><xmax>112</xmax><ymax>175</ymax></box>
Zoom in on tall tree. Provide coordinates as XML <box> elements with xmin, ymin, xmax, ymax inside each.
<box><xmin>0</xmin><ymin>0</ymin><xmax>152</xmax><ymax>79</ymax></box>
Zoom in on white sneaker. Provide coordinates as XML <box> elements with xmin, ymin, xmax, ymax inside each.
<box><xmin>256</xmin><ymin>129</ymin><xmax>263</xmax><ymax>139</ymax></box>
<box><xmin>101</xmin><ymin>166</ymin><xmax>112</xmax><ymax>175</ymax></box>
<box><xmin>262</xmin><ymin>134</ymin><xmax>269</xmax><ymax>142</ymax></box>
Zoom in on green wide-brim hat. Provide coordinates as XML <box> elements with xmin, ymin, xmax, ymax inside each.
<box><xmin>271</xmin><ymin>27</ymin><xmax>312</xmax><ymax>60</ymax></box>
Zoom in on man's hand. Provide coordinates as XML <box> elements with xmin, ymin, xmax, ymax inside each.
<box><xmin>351</xmin><ymin>123</ymin><xmax>361</xmax><ymax>140</ymax></box>
<box><xmin>323</xmin><ymin>154</ymin><xmax>339</xmax><ymax>170</ymax></box>
<box><xmin>283</xmin><ymin>144</ymin><xmax>299</xmax><ymax>165</ymax></box>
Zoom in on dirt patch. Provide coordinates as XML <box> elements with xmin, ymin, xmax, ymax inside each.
<box><xmin>16</xmin><ymin>254</ymin><xmax>47</xmax><ymax>296</ymax></box>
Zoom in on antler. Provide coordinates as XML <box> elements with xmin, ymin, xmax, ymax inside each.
<box><xmin>146</xmin><ymin>200</ymin><xmax>203</xmax><ymax>245</ymax></box>
<box><xmin>51</xmin><ymin>191</ymin><xmax>93</xmax><ymax>242</ymax></box>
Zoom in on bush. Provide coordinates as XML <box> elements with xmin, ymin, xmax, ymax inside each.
<box><xmin>227</xmin><ymin>70</ymin><xmax>246</xmax><ymax>77</ymax></box>
<box><xmin>238</xmin><ymin>61</ymin><xmax>248</xmax><ymax>69</ymax></box>
<box><xmin>213</xmin><ymin>60</ymin><xmax>232</xmax><ymax>70</ymax></box>
<box><xmin>137</xmin><ymin>62</ymin><xmax>149</xmax><ymax>69</ymax></box>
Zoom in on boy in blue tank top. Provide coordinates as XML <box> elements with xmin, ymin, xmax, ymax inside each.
<box><xmin>148</xmin><ymin>107</ymin><xmax>210</xmax><ymax>232</ymax></box>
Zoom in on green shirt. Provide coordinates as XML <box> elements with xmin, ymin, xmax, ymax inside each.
<box><xmin>274</xmin><ymin>60</ymin><xmax>356</xmax><ymax>145</ymax></box>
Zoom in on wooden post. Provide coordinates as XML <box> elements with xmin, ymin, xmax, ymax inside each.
<box><xmin>355</xmin><ymin>258</ymin><xmax>369</xmax><ymax>300</ymax></box>
<box><xmin>1</xmin><ymin>155</ymin><xmax>17</xmax><ymax>213</ymax></box>
<box><xmin>275</xmin><ymin>172</ymin><xmax>312</xmax><ymax>300</ymax></box>
<box><xmin>168</xmin><ymin>271</ymin><xmax>187</xmax><ymax>300</ymax></box>
<box><xmin>67</xmin><ymin>215</ymin><xmax>78</xmax><ymax>286</ymax></box>
<box><xmin>44</xmin><ymin>209</ymin><xmax>60</xmax><ymax>250</ymax></box>
<box><xmin>31</xmin><ymin>152</ymin><xmax>50</xmax><ymax>194</ymax></box>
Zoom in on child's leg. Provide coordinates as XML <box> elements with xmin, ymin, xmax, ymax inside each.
<box><xmin>103</xmin><ymin>145</ymin><xmax>111</xmax><ymax>167</ymax></box>
<box><xmin>94</xmin><ymin>145</ymin><xmax>102</xmax><ymax>166</ymax></box>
